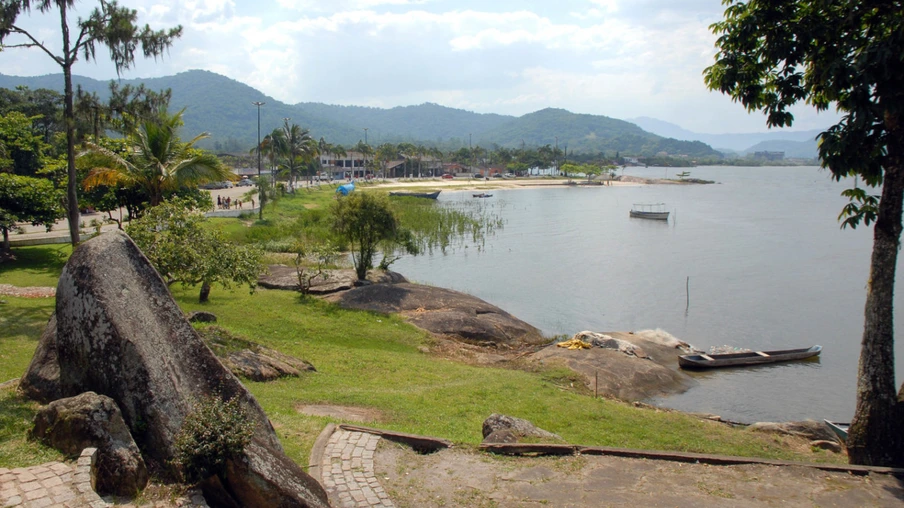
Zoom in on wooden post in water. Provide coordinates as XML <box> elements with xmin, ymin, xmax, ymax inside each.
<box><xmin>686</xmin><ymin>276</ymin><xmax>690</xmax><ymax>311</ymax></box>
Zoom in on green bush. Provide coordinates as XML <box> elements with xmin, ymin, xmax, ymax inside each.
<box><xmin>171</xmin><ymin>395</ymin><xmax>254</xmax><ymax>483</ymax></box>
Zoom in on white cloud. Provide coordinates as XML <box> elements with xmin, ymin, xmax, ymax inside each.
<box><xmin>0</xmin><ymin>0</ymin><xmax>835</xmax><ymax>134</ymax></box>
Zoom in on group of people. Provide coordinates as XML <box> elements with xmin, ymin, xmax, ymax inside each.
<box><xmin>216</xmin><ymin>195</ymin><xmax>251</xmax><ymax>210</ymax></box>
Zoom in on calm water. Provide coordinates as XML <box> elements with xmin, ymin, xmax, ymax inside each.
<box><xmin>393</xmin><ymin>166</ymin><xmax>904</xmax><ymax>423</ymax></box>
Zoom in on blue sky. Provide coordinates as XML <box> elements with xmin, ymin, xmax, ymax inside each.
<box><xmin>2</xmin><ymin>0</ymin><xmax>838</xmax><ymax>134</ymax></box>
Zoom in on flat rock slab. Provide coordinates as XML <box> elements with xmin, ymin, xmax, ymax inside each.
<box><xmin>375</xmin><ymin>445</ymin><xmax>904</xmax><ymax>507</ymax></box>
<box><xmin>324</xmin><ymin>282</ymin><xmax>546</xmax><ymax>346</ymax></box>
<box><xmin>531</xmin><ymin>331</ymin><xmax>696</xmax><ymax>401</ymax></box>
<box><xmin>259</xmin><ymin>265</ymin><xmax>407</xmax><ymax>294</ymax></box>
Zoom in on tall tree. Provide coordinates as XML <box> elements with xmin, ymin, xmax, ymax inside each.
<box><xmin>704</xmin><ymin>0</ymin><xmax>904</xmax><ymax>467</ymax></box>
<box><xmin>0</xmin><ymin>173</ymin><xmax>64</xmax><ymax>253</ymax></box>
<box><xmin>82</xmin><ymin>108</ymin><xmax>230</xmax><ymax>207</ymax></box>
<box><xmin>0</xmin><ymin>0</ymin><xmax>182</xmax><ymax>246</ymax></box>
<box><xmin>276</xmin><ymin>120</ymin><xmax>317</xmax><ymax>190</ymax></box>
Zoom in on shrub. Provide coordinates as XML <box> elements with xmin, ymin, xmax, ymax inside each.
<box><xmin>171</xmin><ymin>395</ymin><xmax>254</xmax><ymax>483</ymax></box>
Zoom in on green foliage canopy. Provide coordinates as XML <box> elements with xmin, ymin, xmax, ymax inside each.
<box><xmin>127</xmin><ymin>198</ymin><xmax>263</xmax><ymax>302</ymax></box>
<box><xmin>704</xmin><ymin>0</ymin><xmax>904</xmax><ymax>467</ymax></box>
<box><xmin>0</xmin><ymin>173</ymin><xmax>64</xmax><ymax>251</ymax></box>
<box><xmin>332</xmin><ymin>192</ymin><xmax>401</xmax><ymax>280</ymax></box>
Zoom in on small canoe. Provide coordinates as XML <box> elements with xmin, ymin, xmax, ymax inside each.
<box><xmin>823</xmin><ymin>420</ymin><xmax>849</xmax><ymax>440</ymax></box>
<box><xmin>473</xmin><ymin>193</ymin><xmax>493</xmax><ymax>198</ymax></box>
<box><xmin>678</xmin><ymin>345</ymin><xmax>822</xmax><ymax>369</ymax></box>
<box><xmin>389</xmin><ymin>190</ymin><xmax>441</xmax><ymax>199</ymax></box>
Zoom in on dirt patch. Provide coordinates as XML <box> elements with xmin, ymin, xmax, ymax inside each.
<box><xmin>374</xmin><ymin>442</ymin><xmax>904</xmax><ymax>507</ymax></box>
<box><xmin>0</xmin><ymin>284</ymin><xmax>55</xmax><ymax>298</ymax></box>
<box><xmin>297</xmin><ymin>404</ymin><xmax>385</xmax><ymax>423</ymax></box>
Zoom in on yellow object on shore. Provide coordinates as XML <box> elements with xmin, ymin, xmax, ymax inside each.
<box><xmin>557</xmin><ymin>338</ymin><xmax>591</xmax><ymax>350</ymax></box>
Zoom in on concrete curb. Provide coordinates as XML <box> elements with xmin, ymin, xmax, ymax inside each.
<box><xmin>338</xmin><ymin>424</ymin><xmax>452</xmax><ymax>453</ymax></box>
<box><xmin>480</xmin><ymin>442</ymin><xmax>904</xmax><ymax>477</ymax></box>
<box><xmin>308</xmin><ymin>422</ymin><xmax>337</xmax><ymax>480</ymax></box>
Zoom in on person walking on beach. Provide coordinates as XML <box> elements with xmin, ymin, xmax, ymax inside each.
<box><xmin>217</xmin><ymin>195</ymin><xmax>222</xmax><ymax>209</ymax></box>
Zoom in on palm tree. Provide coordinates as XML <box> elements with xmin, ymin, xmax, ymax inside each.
<box><xmin>278</xmin><ymin>120</ymin><xmax>318</xmax><ymax>190</ymax></box>
<box><xmin>82</xmin><ymin>109</ymin><xmax>230</xmax><ymax>207</ymax></box>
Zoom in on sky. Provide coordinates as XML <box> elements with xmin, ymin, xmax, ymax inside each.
<box><xmin>2</xmin><ymin>0</ymin><xmax>840</xmax><ymax>134</ymax></box>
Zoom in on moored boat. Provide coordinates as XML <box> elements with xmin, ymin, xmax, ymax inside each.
<box><xmin>630</xmin><ymin>203</ymin><xmax>669</xmax><ymax>220</ymax></box>
<box><xmin>678</xmin><ymin>345</ymin><xmax>822</xmax><ymax>369</ymax></box>
<box><xmin>473</xmin><ymin>193</ymin><xmax>493</xmax><ymax>198</ymax></box>
<box><xmin>389</xmin><ymin>190</ymin><xmax>441</xmax><ymax>199</ymax></box>
<box><xmin>823</xmin><ymin>420</ymin><xmax>849</xmax><ymax>440</ymax></box>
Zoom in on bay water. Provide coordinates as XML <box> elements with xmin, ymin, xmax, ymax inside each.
<box><xmin>392</xmin><ymin>166</ymin><xmax>904</xmax><ymax>424</ymax></box>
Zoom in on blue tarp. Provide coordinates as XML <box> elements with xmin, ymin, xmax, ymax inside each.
<box><xmin>336</xmin><ymin>182</ymin><xmax>355</xmax><ymax>196</ymax></box>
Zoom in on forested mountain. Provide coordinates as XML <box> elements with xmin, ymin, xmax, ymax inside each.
<box><xmin>0</xmin><ymin>70</ymin><xmax>716</xmax><ymax>157</ymax></box>
<box><xmin>483</xmin><ymin>108</ymin><xmax>718</xmax><ymax>157</ymax></box>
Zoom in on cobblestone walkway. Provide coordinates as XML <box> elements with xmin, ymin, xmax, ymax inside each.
<box><xmin>0</xmin><ymin>449</ymin><xmax>106</xmax><ymax>508</ymax></box>
<box><xmin>319</xmin><ymin>428</ymin><xmax>394</xmax><ymax>508</ymax></box>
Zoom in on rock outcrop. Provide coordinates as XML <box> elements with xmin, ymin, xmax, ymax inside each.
<box><xmin>748</xmin><ymin>420</ymin><xmax>842</xmax><ymax>443</ymax></box>
<box><xmin>198</xmin><ymin>325</ymin><xmax>316</xmax><ymax>382</ymax></box>
<box><xmin>481</xmin><ymin>414</ymin><xmax>562</xmax><ymax>444</ymax></box>
<box><xmin>22</xmin><ymin>231</ymin><xmax>330</xmax><ymax>508</ymax></box>
<box><xmin>326</xmin><ymin>283</ymin><xmax>546</xmax><ymax>346</ymax></box>
<box><xmin>531</xmin><ymin>330</ymin><xmax>697</xmax><ymax>401</ymax></box>
<box><xmin>29</xmin><ymin>392</ymin><xmax>148</xmax><ymax>496</ymax></box>
<box><xmin>18</xmin><ymin>313</ymin><xmax>60</xmax><ymax>403</ymax></box>
<box><xmin>259</xmin><ymin>265</ymin><xmax>407</xmax><ymax>294</ymax></box>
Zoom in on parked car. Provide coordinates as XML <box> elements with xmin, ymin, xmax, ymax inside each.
<box><xmin>492</xmin><ymin>173</ymin><xmax>503</xmax><ymax>178</ymax></box>
<box><xmin>200</xmin><ymin>181</ymin><xmax>228</xmax><ymax>190</ymax></box>
<box><xmin>441</xmin><ymin>174</ymin><xmax>454</xmax><ymax>179</ymax></box>
<box><xmin>237</xmin><ymin>178</ymin><xmax>254</xmax><ymax>187</ymax></box>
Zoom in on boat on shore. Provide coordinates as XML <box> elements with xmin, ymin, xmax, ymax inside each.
<box><xmin>389</xmin><ymin>190</ymin><xmax>441</xmax><ymax>199</ymax></box>
<box><xmin>823</xmin><ymin>420</ymin><xmax>849</xmax><ymax>440</ymax></box>
<box><xmin>473</xmin><ymin>193</ymin><xmax>493</xmax><ymax>198</ymax></box>
<box><xmin>629</xmin><ymin>203</ymin><xmax>669</xmax><ymax>220</ymax></box>
<box><xmin>678</xmin><ymin>345</ymin><xmax>822</xmax><ymax>369</ymax></box>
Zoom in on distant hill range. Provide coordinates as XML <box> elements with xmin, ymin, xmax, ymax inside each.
<box><xmin>629</xmin><ymin>116</ymin><xmax>824</xmax><ymax>159</ymax></box>
<box><xmin>0</xmin><ymin>70</ymin><xmax>717</xmax><ymax>157</ymax></box>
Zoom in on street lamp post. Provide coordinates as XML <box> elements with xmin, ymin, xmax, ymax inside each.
<box><xmin>252</xmin><ymin>101</ymin><xmax>265</xmax><ymax>179</ymax></box>
<box><xmin>252</xmin><ymin>101</ymin><xmax>265</xmax><ymax>219</ymax></box>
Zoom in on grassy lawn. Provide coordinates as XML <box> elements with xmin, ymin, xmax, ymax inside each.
<box><xmin>0</xmin><ymin>210</ymin><xmax>848</xmax><ymax>470</ymax></box>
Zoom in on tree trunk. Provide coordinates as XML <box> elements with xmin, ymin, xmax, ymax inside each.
<box><xmin>199</xmin><ymin>282</ymin><xmax>211</xmax><ymax>303</ymax></box>
<box><xmin>2</xmin><ymin>227</ymin><xmax>9</xmax><ymax>253</ymax></box>
<box><xmin>60</xmin><ymin>6</ymin><xmax>80</xmax><ymax>247</ymax></box>
<box><xmin>847</xmin><ymin>116</ymin><xmax>904</xmax><ymax>467</ymax></box>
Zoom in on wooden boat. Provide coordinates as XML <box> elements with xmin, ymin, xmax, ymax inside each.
<box><xmin>389</xmin><ymin>190</ymin><xmax>441</xmax><ymax>199</ymax></box>
<box><xmin>473</xmin><ymin>193</ymin><xmax>493</xmax><ymax>198</ymax></box>
<box><xmin>823</xmin><ymin>420</ymin><xmax>849</xmax><ymax>440</ymax></box>
<box><xmin>678</xmin><ymin>345</ymin><xmax>822</xmax><ymax>369</ymax></box>
<box><xmin>629</xmin><ymin>203</ymin><xmax>669</xmax><ymax>220</ymax></box>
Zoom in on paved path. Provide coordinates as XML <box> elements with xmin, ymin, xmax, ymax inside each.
<box><xmin>318</xmin><ymin>428</ymin><xmax>394</xmax><ymax>508</ymax></box>
<box><xmin>0</xmin><ymin>448</ymin><xmax>208</xmax><ymax>508</ymax></box>
<box><xmin>0</xmin><ymin>449</ymin><xmax>106</xmax><ymax>508</ymax></box>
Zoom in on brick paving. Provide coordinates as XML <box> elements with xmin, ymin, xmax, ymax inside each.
<box><xmin>0</xmin><ymin>448</ymin><xmax>208</xmax><ymax>508</ymax></box>
<box><xmin>319</xmin><ymin>428</ymin><xmax>394</xmax><ymax>508</ymax></box>
<box><xmin>0</xmin><ymin>448</ymin><xmax>107</xmax><ymax>508</ymax></box>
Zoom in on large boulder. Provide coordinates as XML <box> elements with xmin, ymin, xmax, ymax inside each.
<box><xmin>29</xmin><ymin>392</ymin><xmax>148</xmax><ymax>496</ymax></box>
<box><xmin>18</xmin><ymin>313</ymin><xmax>61</xmax><ymax>403</ymax></box>
<box><xmin>325</xmin><ymin>283</ymin><xmax>546</xmax><ymax>346</ymax></box>
<box><xmin>24</xmin><ymin>231</ymin><xmax>330</xmax><ymax>508</ymax></box>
